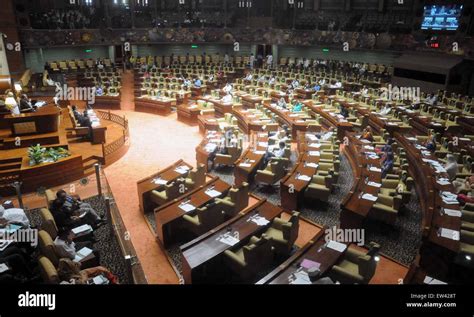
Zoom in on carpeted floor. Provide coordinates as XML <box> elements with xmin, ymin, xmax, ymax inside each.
<box><xmin>26</xmin><ymin>196</ymin><xmax>131</xmax><ymax>284</ymax></box>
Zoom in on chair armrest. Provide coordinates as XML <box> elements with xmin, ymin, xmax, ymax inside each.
<box><xmin>223</xmin><ymin>250</ymin><xmax>246</xmax><ymax>267</ymax></box>
<box><xmin>182</xmin><ymin>215</ymin><xmax>200</xmax><ymax>226</ymax></box>
<box><xmin>331</xmin><ymin>266</ymin><xmax>363</xmax><ymax>284</ymax></box>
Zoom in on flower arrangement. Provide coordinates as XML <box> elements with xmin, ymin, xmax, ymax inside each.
<box><xmin>27</xmin><ymin>144</ymin><xmax>70</xmax><ymax>166</ymax></box>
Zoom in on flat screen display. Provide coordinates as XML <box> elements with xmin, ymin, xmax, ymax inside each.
<box><xmin>421</xmin><ymin>4</ymin><xmax>463</xmax><ymax>31</ymax></box>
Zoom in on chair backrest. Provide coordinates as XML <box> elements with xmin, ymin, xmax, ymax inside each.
<box><xmin>40</xmin><ymin>208</ymin><xmax>58</xmax><ymax>239</ymax></box>
<box><xmin>45</xmin><ymin>189</ymin><xmax>56</xmax><ymax>209</ymax></box>
<box><xmin>358</xmin><ymin>254</ymin><xmax>378</xmax><ymax>283</ymax></box>
<box><xmin>199</xmin><ymin>204</ymin><xmax>225</xmax><ymax>229</ymax></box>
<box><xmin>188</xmin><ymin>164</ymin><xmax>206</xmax><ymax>187</ymax></box>
<box><xmin>229</xmin><ymin>182</ymin><xmax>249</xmax><ymax>213</ymax></box>
<box><xmin>243</xmin><ymin>234</ymin><xmax>272</xmax><ymax>266</ymax></box>
<box><xmin>38</xmin><ymin>256</ymin><xmax>60</xmax><ymax>284</ymax></box>
<box><xmin>38</xmin><ymin>230</ymin><xmax>60</xmax><ymax>267</ymax></box>
<box><xmin>282</xmin><ymin>211</ymin><xmax>299</xmax><ymax>245</ymax></box>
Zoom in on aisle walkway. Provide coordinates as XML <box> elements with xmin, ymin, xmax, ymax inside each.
<box><xmin>104</xmin><ymin>70</ymin><xmax>201</xmax><ymax>283</ymax></box>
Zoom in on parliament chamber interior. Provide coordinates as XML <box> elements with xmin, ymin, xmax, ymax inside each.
<box><xmin>1</xmin><ymin>0</ymin><xmax>474</xmax><ymax>300</ymax></box>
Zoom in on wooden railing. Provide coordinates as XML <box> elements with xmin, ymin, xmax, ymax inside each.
<box><xmin>98</xmin><ymin>110</ymin><xmax>130</xmax><ymax>165</ymax></box>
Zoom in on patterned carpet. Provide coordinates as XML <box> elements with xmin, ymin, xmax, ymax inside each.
<box><xmin>26</xmin><ymin>196</ymin><xmax>131</xmax><ymax>284</ymax></box>
<box><xmin>144</xmin><ymin>149</ymin><xmax>423</xmax><ymax>277</ymax></box>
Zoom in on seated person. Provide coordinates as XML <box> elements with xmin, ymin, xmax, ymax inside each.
<box><xmin>53</xmin><ymin>190</ymin><xmax>103</xmax><ymax>229</ymax></box>
<box><xmin>57</xmin><ymin>258</ymin><xmax>117</xmax><ymax>285</ymax></box>
<box><xmin>54</xmin><ymin>229</ymin><xmax>99</xmax><ymax>262</ymax></box>
<box><xmin>313</xmin><ymin>84</ymin><xmax>321</xmax><ymax>92</ymax></box>
<box><xmin>71</xmin><ymin>105</ymin><xmax>83</xmax><ymax>122</ymax></box>
<box><xmin>424</xmin><ymin>134</ymin><xmax>437</xmax><ymax>153</ymax></box>
<box><xmin>361</xmin><ymin>126</ymin><xmax>374</xmax><ymax>142</ymax></box>
<box><xmin>0</xmin><ymin>205</ymin><xmax>30</xmax><ymax>228</ymax></box>
<box><xmin>262</xmin><ymin>141</ymin><xmax>286</xmax><ymax>168</ymax></box>
<box><xmin>223</xmin><ymin>83</ymin><xmax>233</xmax><ymax>94</ymax></box>
<box><xmin>381</xmin><ymin>151</ymin><xmax>394</xmax><ymax>178</ymax></box>
<box><xmin>292</xmin><ymin>101</ymin><xmax>303</xmax><ymax>112</ymax></box>
<box><xmin>258</xmin><ymin>75</ymin><xmax>266</xmax><ymax>83</ymax></box>
<box><xmin>291</xmin><ymin>79</ymin><xmax>300</xmax><ymax>89</ymax></box>
<box><xmin>194</xmin><ymin>78</ymin><xmax>202</xmax><ymax>88</ymax></box>
<box><xmin>4</xmin><ymin>91</ymin><xmax>20</xmax><ymax>115</ymax></box>
<box><xmin>380</xmin><ymin>104</ymin><xmax>392</xmax><ymax>116</ymax></box>
<box><xmin>340</xmin><ymin>106</ymin><xmax>349</xmax><ymax>118</ymax></box>
<box><xmin>360</xmin><ymin>86</ymin><xmax>369</xmax><ymax>97</ymax></box>
<box><xmin>268</xmin><ymin>76</ymin><xmax>276</xmax><ymax>85</ymax></box>
<box><xmin>454</xmin><ymin>175</ymin><xmax>474</xmax><ymax>194</ymax></box>
<box><xmin>277</xmin><ymin>97</ymin><xmax>287</xmax><ymax>109</ymax></box>
<box><xmin>95</xmin><ymin>86</ymin><xmax>104</xmax><ymax>96</ymax></box>
<box><xmin>444</xmin><ymin>154</ymin><xmax>459</xmax><ymax>181</ymax></box>
<box><xmin>244</xmin><ymin>73</ymin><xmax>253</xmax><ymax>81</ymax></box>
<box><xmin>319</xmin><ymin>78</ymin><xmax>326</xmax><ymax>86</ymax></box>
<box><xmin>378</xmin><ymin>138</ymin><xmax>395</xmax><ymax>154</ymax></box>
<box><xmin>0</xmin><ymin>246</ymin><xmax>34</xmax><ymax>283</ymax></box>
<box><xmin>221</xmin><ymin>93</ymin><xmax>233</xmax><ymax>104</ymax></box>
<box><xmin>43</xmin><ymin>71</ymin><xmax>61</xmax><ymax>90</ymax></box>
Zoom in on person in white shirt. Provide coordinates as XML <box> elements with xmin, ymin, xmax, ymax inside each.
<box><xmin>249</xmin><ymin>54</ymin><xmax>255</xmax><ymax>69</ymax></box>
<box><xmin>223</xmin><ymin>83</ymin><xmax>233</xmax><ymax>94</ymax></box>
<box><xmin>291</xmin><ymin>79</ymin><xmax>300</xmax><ymax>89</ymax></box>
<box><xmin>224</xmin><ymin>53</ymin><xmax>230</xmax><ymax>65</ymax></box>
<box><xmin>262</xmin><ymin>141</ymin><xmax>286</xmax><ymax>168</ymax></box>
<box><xmin>266</xmin><ymin>54</ymin><xmax>273</xmax><ymax>68</ymax></box>
<box><xmin>334</xmin><ymin>81</ymin><xmax>342</xmax><ymax>88</ymax></box>
<box><xmin>54</xmin><ymin>229</ymin><xmax>98</xmax><ymax>261</ymax></box>
<box><xmin>361</xmin><ymin>86</ymin><xmax>369</xmax><ymax>96</ymax></box>
<box><xmin>4</xmin><ymin>92</ymin><xmax>20</xmax><ymax>115</ymax></box>
<box><xmin>380</xmin><ymin>104</ymin><xmax>392</xmax><ymax>116</ymax></box>
<box><xmin>303</xmin><ymin>58</ymin><xmax>310</xmax><ymax>69</ymax></box>
<box><xmin>245</xmin><ymin>73</ymin><xmax>253</xmax><ymax>81</ymax></box>
<box><xmin>221</xmin><ymin>93</ymin><xmax>233</xmax><ymax>104</ymax></box>
<box><xmin>258</xmin><ymin>75</ymin><xmax>266</xmax><ymax>83</ymax></box>
<box><xmin>268</xmin><ymin>76</ymin><xmax>276</xmax><ymax>85</ymax></box>
<box><xmin>319</xmin><ymin>78</ymin><xmax>326</xmax><ymax>86</ymax></box>
<box><xmin>0</xmin><ymin>205</ymin><xmax>30</xmax><ymax>228</ymax></box>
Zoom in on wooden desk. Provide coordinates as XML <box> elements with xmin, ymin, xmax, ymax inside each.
<box><xmin>134</xmin><ymin>97</ymin><xmax>176</xmax><ymax>115</ymax></box>
<box><xmin>256</xmin><ymin>230</ymin><xmax>347</xmax><ymax>284</ymax></box>
<box><xmin>234</xmin><ymin>147</ymin><xmax>265</xmax><ymax>186</ymax></box>
<box><xmin>136</xmin><ymin>160</ymin><xmax>193</xmax><ymax>213</ymax></box>
<box><xmin>180</xmin><ymin>199</ymin><xmax>282</xmax><ymax>284</ymax></box>
<box><xmin>155</xmin><ymin>178</ymin><xmax>231</xmax><ymax>247</ymax></box>
<box><xmin>232</xmin><ymin>108</ymin><xmax>273</xmax><ymax>134</ymax></box>
<box><xmin>5</xmin><ymin>105</ymin><xmax>60</xmax><ymax>136</ymax></box>
<box><xmin>304</xmin><ymin>101</ymin><xmax>353</xmax><ymax>140</ymax></box>
<box><xmin>94</xmin><ymin>95</ymin><xmax>121</xmax><ymax>109</ymax></box>
<box><xmin>340</xmin><ymin>132</ymin><xmax>382</xmax><ymax>229</ymax></box>
<box><xmin>177</xmin><ymin>104</ymin><xmax>204</xmax><ymax>124</ymax></box>
<box><xmin>91</xmin><ymin>126</ymin><xmax>107</xmax><ymax>144</ymax></box>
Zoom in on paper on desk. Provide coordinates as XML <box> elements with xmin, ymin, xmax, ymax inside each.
<box><xmin>327</xmin><ymin>240</ymin><xmax>347</xmax><ymax>252</ymax></box>
<box><xmin>205</xmin><ymin>189</ymin><xmax>222</xmax><ymax>198</ymax></box>
<box><xmin>71</xmin><ymin>224</ymin><xmax>92</xmax><ymax>235</ymax></box>
<box><xmin>306</xmin><ymin>162</ymin><xmax>318</xmax><ymax>168</ymax></box>
<box><xmin>306</xmin><ymin>134</ymin><xmax>317</xmax><ymax>141</ymax></box>
<box><xmin>179</xmin><ymin>203</ymin><xmax>195</xmax><ymax>213</ymax></box>
<box><xmin>92</xmin><ymin>275</ymin><xmax>109</xmax><ymax>285</ymax></box>
<box><xmin>239</xmin><ymin>163</ymin><xmax>251</xmax><ymax>168</ymax></box>
<box><xmin>297</xmin><ymin>175</ymin><xmax>312</xmax><ymax>182</ymax></box>
<box><xmin>300</xmin><ymin>259</ymin><xmax>321</xmax><ymax>270</ymax></box>
<box><xmin>205</xmin><ymin>143</ymin><xmax>218</xmax><ymax>153</ymax></box>
<box><xmin>309</xmin><ymin>151</ymin><xmax>320</xmax><ymax>157</ymax></box>
<box><xmin>74</xmin><ymin>247</ymin><xmax>93</xmax><ymax>262</ymax></box>
<box><xmin>217</xmin><ymin>234</ymin><xmax>240</xmax><ymax>246</ymax></box>
<box><xmin>290</xmin><ymin>271</ymin><xmax>312</xmax><ymax>285</ymax></box>
<box><xmin>253</xmin><ymin>150</ymin><xmax>266</xmax><ymax>155</ymax></box>
<box><xmin>258</xmin><ymin>142</ymin><xmax>269</xmax><ymax>147</ymax></box>
<box><xmin>362</xmin><ymin>193</ymin><xmax>378</xmax><ymax>201</ymax></box>
<box><xmin>152</xmin><ymin>178</ymin><xmax>167</xmax><ymax>185</ymax></box>
<box><xmin>369</xmin><ymin>166</ymin><xmax>382</xmax><ymax>172</ymax></box>
<box><xmin>443</xmin><ymin>208</ymin><xmax>462</xmax><ymax>217</ymax></box>
<box><xmin>423</xmin><ymin>276</ymin><xmax>447</xmax><ymax>285</ymax></box>
<box><xmin>0</xmin><ymin>263</ymin><xmax>9</xmax><ymax>273</ymax></box>
<box><xmin>438</xmin><ymin>228</ymin><xmax>460</xmax><ymax>241</ymax></box>
<box><xmin>251</xmin><ymin>216</ymin><xmax>270</xmax><ymax>226</ymax></box>
<box><xmin>437</xmin><ymin>178</ymin><xmax>451</xmax><ymax>186</ymax></box>
<box><xmin>309</xmin><ymin>143</ymin><xmax>321</xmax><ymax>148</ymax></box>
<box><xmin>367</xmin><ymin>181</ymin><xmax>382</xmax><ymax>188</ymax></box>
<box><xmin>174</xmin><ymin>167</ymin><xmax>189</xmax><ymax>174</ymax></box>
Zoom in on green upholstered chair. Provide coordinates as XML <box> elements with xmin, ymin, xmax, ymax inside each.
<box><xmin>185</xmin><ymin>164</ymin><xmax>206</xmax><ymax>190</ymax></box>
<box><xmin>223</xmin><ymin>234</ymin><xmax>273</xmax><ymax>281</ymax></box>
<box><xmin>369</xmin><ymin>194</ymin><xmax>401</xmax><ymax>225</ymax></box>
<box><xmin>379</xmin><ymin>171</ymin><xmax>413</xmax><ymax>204</ymax></box>
<box><xmin>460</xmin><ymin>230</ymin><xmax>474</xmax><ymax>257</ymax></box>
<box><xmin>461</xmin><ymin>210</ymin><xmax>474</xmax><ymax>232</ymax></box>
<box><xmin>264</xmin><ymin>211</ymin><xmax>299</xmax><ymax>256</ymax></box>
<box><xmin>39</xmin><ymin>208</ymin><xmax>59</xmax><ymax>240</ymax></box>
<box><xmin>182</xmin><ymin>203</ymin><xmax>226</xmax><ymax>236</ymax></box>
<box><xmin>304</xmin><ymin>174</ymin><xmax>332</xmax><ymax>203</ymax></box>
<box><xmin>151</xmin><ymin>178</ymin><xmax>185</xmax><ymax>206</ymax></box>
<box><xmin>38</xmin><ymin>230</ymin><xmax>60</xmax><ymax>267</ymax></box>
<box><xmin>255</xmin><ymin>158</ymin><xmax>288</xmax><ymax>186</ymax></box>
<box><xmin>38</xmin><ymin>256</ymin><xmax>60</xmax><ymax>284</ymax></box>
<box><xmin>214</xmin><ymin>146</ymin><xmax>242</xmax><ymax>167</ymax></box>
<box><xmin>214</xmin><ymin>182</ymin><xmax>249</xmax><ymax>217</ymax></box>
<box><xmin>329</xmin><ymin>243</ymin><xmax>380</xmax><ymax>284</ymax></box>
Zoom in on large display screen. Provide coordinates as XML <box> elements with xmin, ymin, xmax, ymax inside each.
<box><xmin>421</xmin><ymin>4</ymin><xmax>463</xmax><ymax>31</ymax></box>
